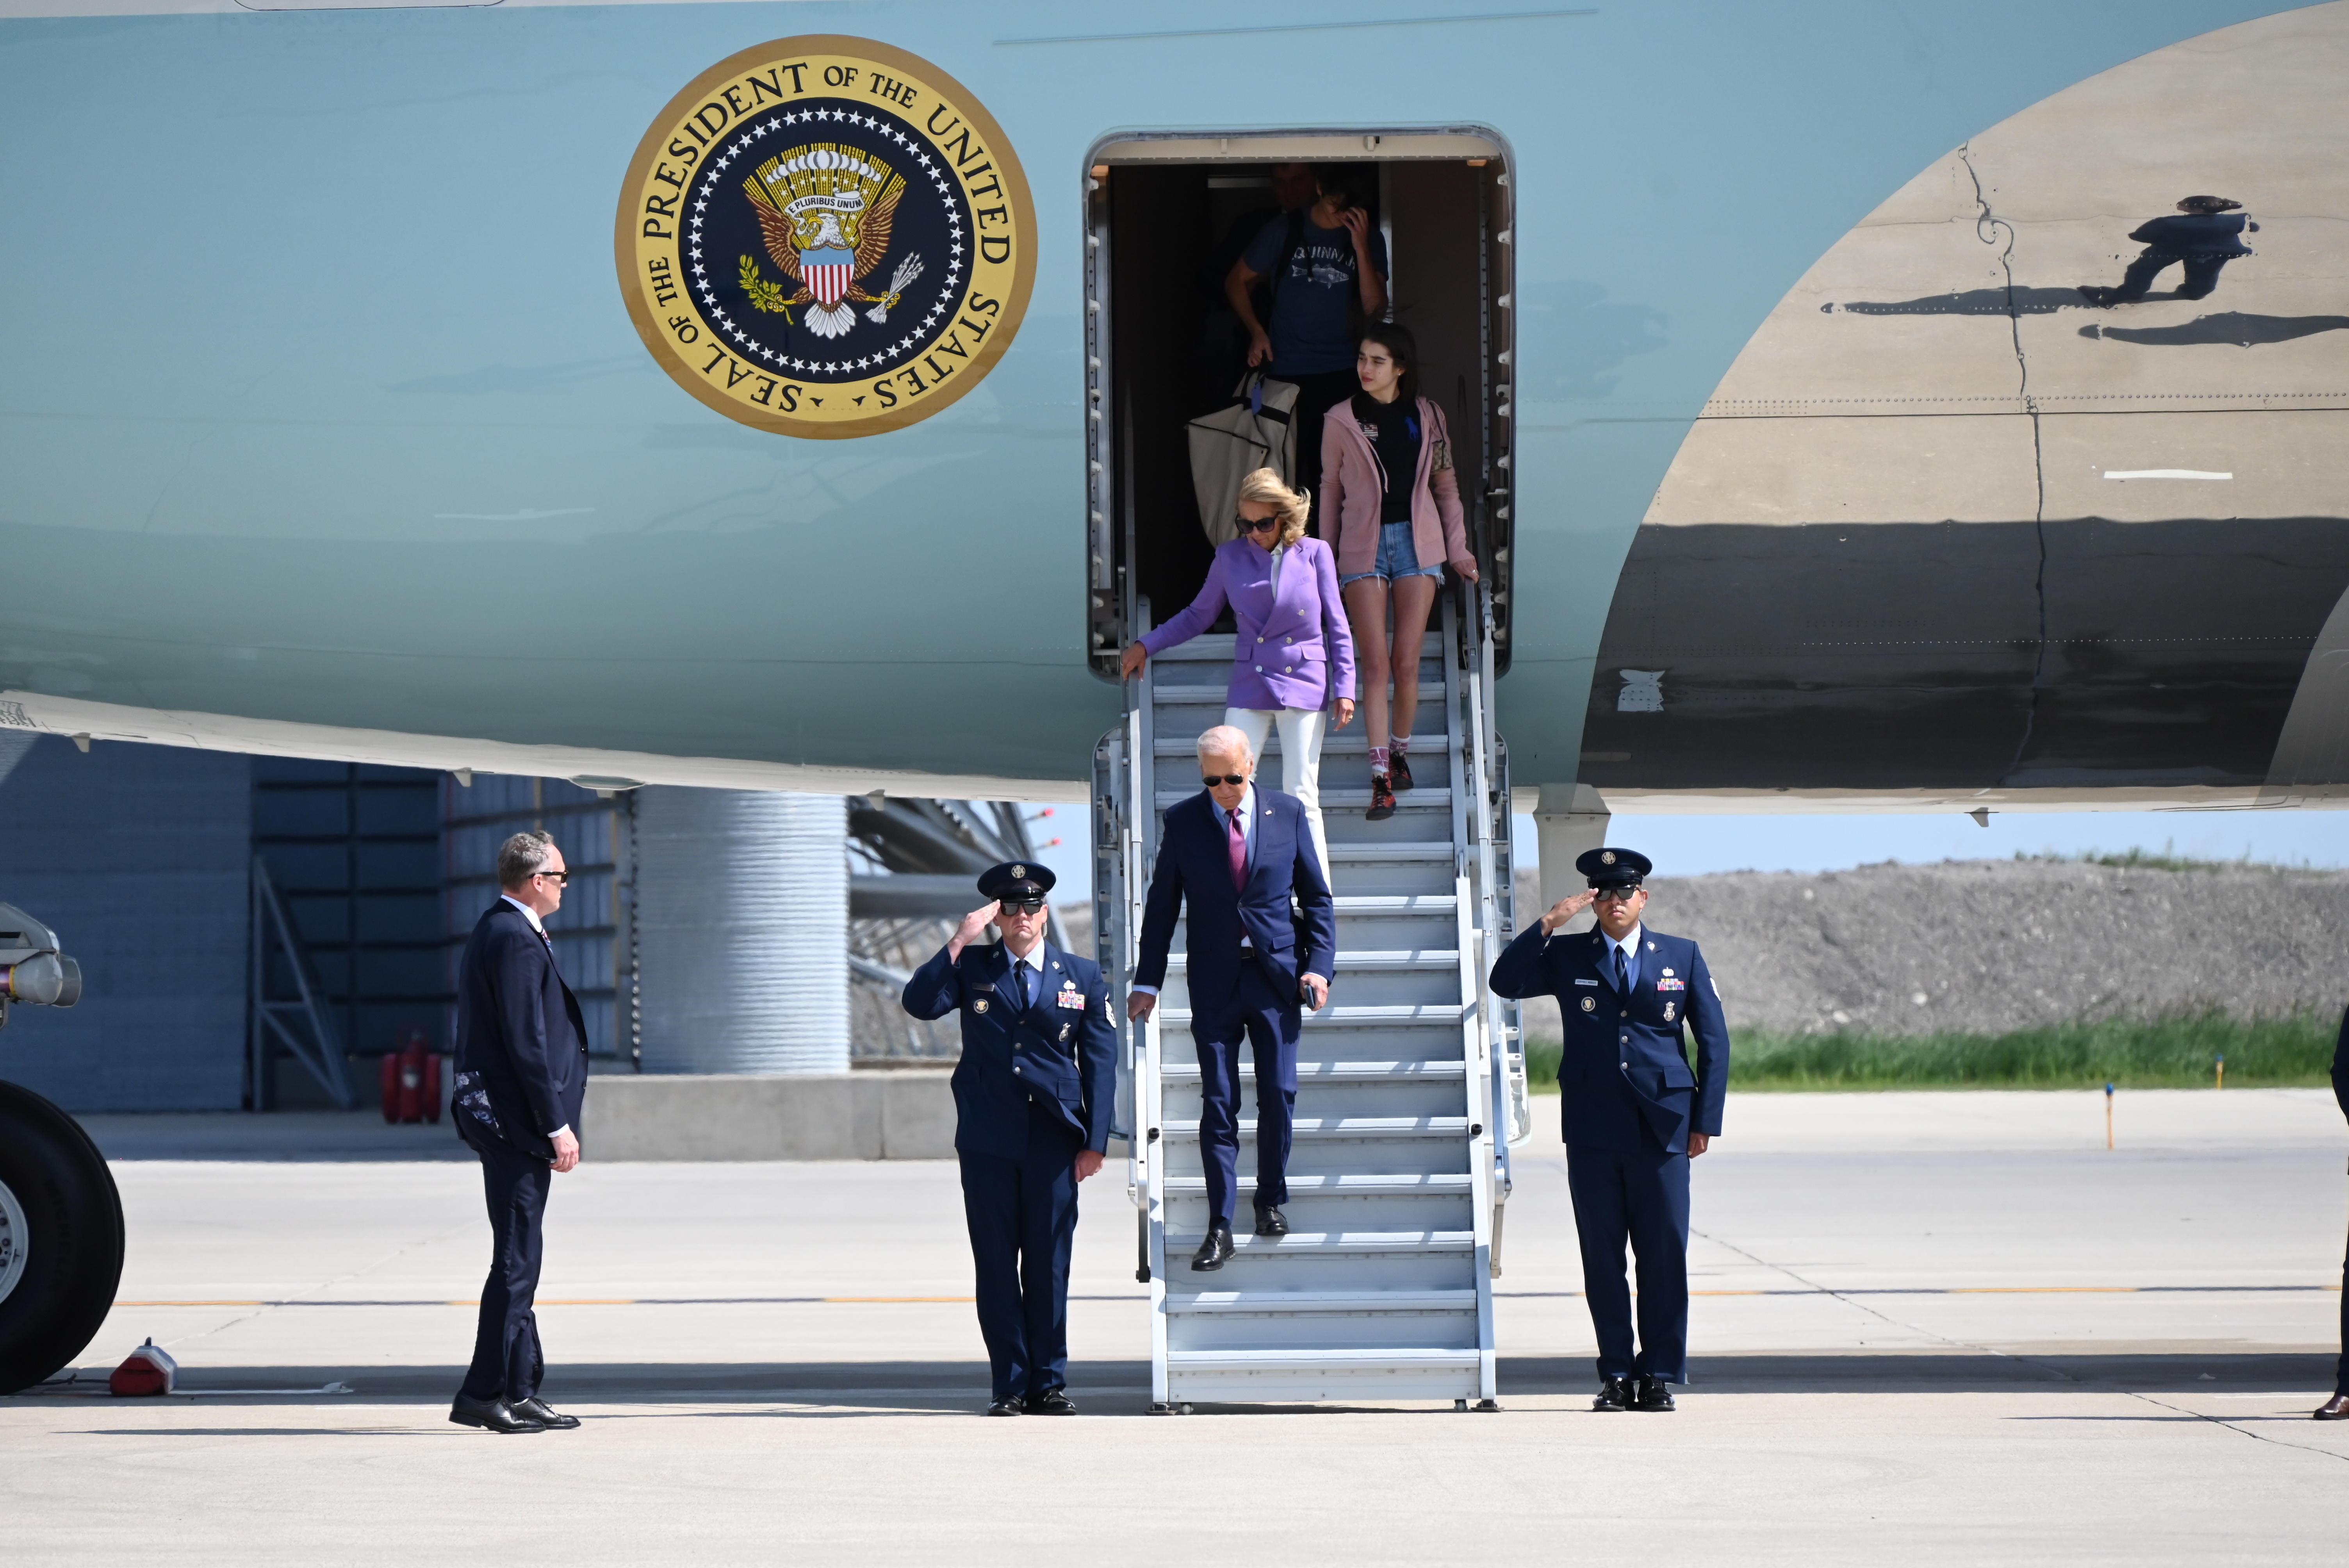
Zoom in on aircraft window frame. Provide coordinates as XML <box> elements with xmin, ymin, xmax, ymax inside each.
<box><xmin>1082</xmin><ymin>127</ymin><xmax>1517</xmax><ymax>679</ymax></box>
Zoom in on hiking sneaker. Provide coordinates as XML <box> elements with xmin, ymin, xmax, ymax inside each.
<box><xmin>1388</xmin><ymin>751</ymin><xmax>1414</xmax><ymax>792</ymax></box>
<box><xmin>1367</xmin><ymin>777</ymin><xmax>1396</xmax><ymax>821</ymax></box>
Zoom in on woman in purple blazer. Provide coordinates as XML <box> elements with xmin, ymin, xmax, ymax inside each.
<box><xmin>1121</xmin><ymin>468</ymin><xmax>1356</xmax><ymax>875</ymax></box>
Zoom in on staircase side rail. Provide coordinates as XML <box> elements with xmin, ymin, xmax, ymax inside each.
<box><xmin>1125</xmin><ymin>614</ymin><xmax>1171</xmax><ymax>1405</ymax></box>
<box><xmin>1469</xmin><ymin>580</ymin><xmax>1531</xmax><ymax>1147</ymax></box>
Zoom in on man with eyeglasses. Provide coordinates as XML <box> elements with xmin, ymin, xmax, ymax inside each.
<box><xmin>447</xmin><ymin>829</ymin><xmax>590</xmax><ymax>1434</ymax></box>
<box><xmin>1129</xmin><ymin>725</ymin><xmax>1336</xmax><ymax>1271</ymax></box>
<box><xmin>1489</xmin><ymin>846</ymin><xmax>1728</xmax><ymax>1414</ymax></box>
<box><xmin>903</xmin><ymin>861</ymin><xmax>1117</xmax><ymax>1416</ymax></box>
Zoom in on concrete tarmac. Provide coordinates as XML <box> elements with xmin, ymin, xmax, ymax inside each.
<box><xmin>7</xmin><ymin>1089</ymin><xmax>2347</xmax><ymax>1564</ymax></box>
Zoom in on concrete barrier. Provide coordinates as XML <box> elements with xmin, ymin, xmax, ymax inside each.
<box><xmin>584</xmin><ymin>1071</ymin><xmax>957</xmax><ymax>1160</ymax></box>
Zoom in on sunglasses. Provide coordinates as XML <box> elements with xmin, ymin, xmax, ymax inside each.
<box><xmin>1235</xmin><ymin>514</ymin><xmax>1280</xmax><ymax>534</ymax></box>
<box><xmin>1201</xmin><ymin>773</ymin><xmax>1248</xmax><ymax>787</ymax></box>
<box><xmin>996</xmin><ymin>897</ymin><xmax>1047</xmax><ymax>916</ymax></box>
<box><xmin>533</xmin><ymin>870</ymin><xmax>570</xmax><ymax>885</ymax></box>
<box><xmin>1592</xmin><ymin>887</ymin><xmax>1641</xmax><ymax>903</ymax></box>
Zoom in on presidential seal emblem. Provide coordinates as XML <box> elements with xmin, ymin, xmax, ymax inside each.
<box><xmin>617</xmin><ymin>37</ymin><xmax>1035</xmax><ymax>439</ymax></box>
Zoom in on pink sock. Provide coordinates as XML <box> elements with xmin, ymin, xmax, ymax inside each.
<box><xmin>1390</xmin><ymin>735</ymin><xmax>1410</xmax><ymax>755</ymax></box>
<box><xmin>1370</xmin><ymin>745</ymin><xmax>1390</xmax><ymax>777</ymax></box>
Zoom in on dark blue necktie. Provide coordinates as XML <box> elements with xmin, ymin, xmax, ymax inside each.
<box><xmin>1015</xmin><ymin>959</ymin><xmax>1033</xmax><ymax>1010</ymax></box>
<box><xmin>1614</xmin><ymin>946</ymin><xmax>1628</xmax><ymax>993</ymax></box>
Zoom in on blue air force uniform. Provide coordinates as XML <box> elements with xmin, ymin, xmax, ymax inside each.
<box><xmin>901</xmin><ymin>862</ymin><xmax>1117</xmax><ymax>1413</ymax></box>
<box><xmin>1488</xmin><ymin>848</ymin><xmax>1728</xmax><ymax>1399</ymax></box>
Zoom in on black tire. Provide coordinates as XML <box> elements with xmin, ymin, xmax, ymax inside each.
<box><xmin>0</xmin><ymin>1081</ymin><xmax>124</xmax><ymax>1393</ymax></box>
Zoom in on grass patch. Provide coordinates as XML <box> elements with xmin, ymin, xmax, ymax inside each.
<box><xmin>1521</xmin><ymin>1012</ymin><xmax>2338</xmax><ymax>1092</ymax></box>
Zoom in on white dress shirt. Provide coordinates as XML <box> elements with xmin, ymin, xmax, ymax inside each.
<box><xmin>501</xmin><ymin>894</ymin><xmax>570</xmax><ymax>1142</ymax></box>
<box><xmin>1003</xmin><ymin>939</ymin><xmax>1050</xmax><ymax>1009</ymax></box>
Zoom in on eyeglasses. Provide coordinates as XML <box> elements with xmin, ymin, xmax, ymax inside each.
<box><xmin>1235</xmin><ymin>514</ymin><xmax>1280</xmax><ymax>534</ymax></box>
<box><xmin>996</xmin><ymin>897</ymin><xmax>1047</xmax><ymax>916</ymax></box>
<box><xmin>1592</xmin><ymin>887</ymin><xmax>1641</xmax><ymax>903</ymax></box>
<box><xmin>533</xmin><ymin>870</ymin><xmax>570</xmax><ymax>885</ymax></box>
<box><xmin>1201</xmin><ymin>774</ymin><xmax>1248</xmax><ymax>787</ymax></box>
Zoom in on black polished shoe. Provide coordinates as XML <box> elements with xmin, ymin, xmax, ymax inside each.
<box><xmin>2316</xmin><ymin>1393</ymin><xmax>2349</xmax><ymax>1421</ymax></box>
<box><xmin>1025</xmin><ymin>1390</ymin><xmax>1077</xmax><ymax>1415</ymax></box>
<box><xmin>1592</xmin><ymin>1376</ymin><xmax>1633</xmax><ymax>1413</ymax></box>
<box><xmin>1389</xmin><ymin>751</ymin><xmax>1414</xmax><ymax>791</ymax></box>
<box><xmin>985</xmin><ymin>1396</ymin><xmax>1025</xmax><ymax>1417</ymax></box>
<box><xmin>1635</xmin><ymin>1376</ymin><xmax>1678</xmax><ymax>1412</ymax></box>
<box><xmin>510</xmin><ymin>1396</ymin><xmax>580</xmax><ymax>1430</ymax></box>
<box><xmin>1191</xmin><ymin>1225</ymin><xmax>1235</xmax><ymax>1271</ymax></box>
<box><xmin>1253</xmin><ymin>1206</ymin><xmax>1290</xmax><ymax>1238</ymax></box>
<box><xmin>449</xmin><ymin>1393</ymin><xmax>545</xmax><ymax>1433</ymax></box>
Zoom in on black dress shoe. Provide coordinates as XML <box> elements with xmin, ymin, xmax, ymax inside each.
<box><xmin>510</xmin><ymin>1396</ymin><xmax>580</xmax><ymax>1430</ymax></box>
<box><xmin>1635</xmin><ymin>1376</ymin><xmax>1677</xmax><ymax>1412</ymax></box>
<box><xmin>2316</xmin><ymin>1393</ymin><xmax>2349</xmax><ymax>1421</ymax></box>
<box><xmin>1191</xmin><ymin>1225</ymin><xmax>1235</xmax><ymax>1271</ymax></box>
<box><xmin>1024</xmin><ymin>1390</ymin><xmax>1077</xmax><ymax>1415</ymax></box>
<box><xmin>1253</xmin><ymin>1206</ymin><xmax>1290</xmax><ymax>1238</ymax></box>
<box><xmin>449</xmin><ymin>1393</ymin><xmax>544</xmax><ymax>1433</ymax></box>
<box><xmin>1592</xmin><ymin>1376</ymin><xmax>1633</xmax><ymax>1412</ymax></box>
<box><xmin>985</xmin><ymin>1397</ymin><xmax>1025</xmax><ymax>1417</ymax></box>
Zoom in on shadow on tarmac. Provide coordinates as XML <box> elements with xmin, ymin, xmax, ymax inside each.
<box><xmin>20</xmin><ymin>1352</ymin><xmax>2335</xmax><ymax>1414</ymax></box>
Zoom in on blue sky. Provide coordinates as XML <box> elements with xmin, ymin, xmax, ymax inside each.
<box><xmin>1025</xmin><ymin>806</ymin><xmax>2349</xmax><ymax>907</ymax></box>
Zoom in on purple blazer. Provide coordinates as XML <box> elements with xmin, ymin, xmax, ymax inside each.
<box><xmin>1142</xmin><ymin>536</ymin><xmax>1357</xmax><ymax>712</ymax></box>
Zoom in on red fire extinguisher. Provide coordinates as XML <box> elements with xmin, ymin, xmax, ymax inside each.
<box><xmin>380</xmin><ymin>1027</ymin><xmax>444</xmax><ymax>1125</ymax></box>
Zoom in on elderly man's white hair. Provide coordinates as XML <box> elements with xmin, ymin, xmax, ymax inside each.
<box><xmin>1194</xmin><ymin>724</ymin><xmax>1255</xmax><ymax>762</ymax></box>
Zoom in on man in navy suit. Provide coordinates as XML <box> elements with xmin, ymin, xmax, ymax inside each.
<box><xmin>902</xmin><ymin>862</ymin><xmax>1118</xmax><ymax>1416</ymax></box>
<box><xmin>447</xmin><ymin>829</ymin><xmax>589</xmax><ymax>1434</ymax></box>
<box><xmin>1489</xmin><ymin>847</ymin><xmax>1728</xmax><ymax>1413</ymax></box>
<box><xmin>1129</xmin><ymin>724</ymin><xmax>1336</xmax><ymax>1271</ymax></box>
<box><xmin>2319</xmin><ymin>1009</ymin><xmax>2349</xmax><ymax>1421</ymax></box>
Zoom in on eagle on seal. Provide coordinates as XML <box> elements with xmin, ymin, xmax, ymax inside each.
<box><xmin>742</xmin><ymin>144</ymin><xmax>924</xmax><ymax>339</ymax></box>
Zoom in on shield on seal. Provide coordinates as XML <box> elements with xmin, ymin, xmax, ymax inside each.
<box><xmin>800</xmin><ymin>245</ymin><xmax>855</xmax><ymax>309</ymax></box>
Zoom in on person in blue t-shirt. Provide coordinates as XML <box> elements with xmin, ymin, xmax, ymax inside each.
<box><xmin>1226</xmin><ymin>166</ymin><xmax>1390</xmax><ymax>533</ymax></box>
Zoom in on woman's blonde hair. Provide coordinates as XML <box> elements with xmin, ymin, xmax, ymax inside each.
<box><xmin>1236</xmin><ymin>467</ymin><xmax>1311</xmax><ymax>548</ymax></box>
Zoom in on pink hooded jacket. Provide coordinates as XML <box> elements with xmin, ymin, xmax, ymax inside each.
<box><xmin>1319</xmin><ymin>395</ymin><xmax>1474</xmax><ymax>581</ymax></box>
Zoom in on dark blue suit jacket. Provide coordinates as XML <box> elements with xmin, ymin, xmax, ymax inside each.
<box><xmin>1134</xmin><ymin>787</ymin><xmax>1335</xmax><ymax>1021</ymax></box>
<box><xmin>451</xmin><ymin>900</ymin><xmax>589</xmax><ymax>1162</ymax></box>
<box><xmin>2333</xmin><ymin>1005</ymin><xmax>2349</xmax><ymax>1122</ymax></box>
<box><xmin>1490</xmin><ymin>922</ymin><xmax>1729</xmax><ymax>1154</ymax></box>
<box><xmin>902</xmin><ymin>939</ymin><xmax>1118</xmax><ymax>1161</ymax></box>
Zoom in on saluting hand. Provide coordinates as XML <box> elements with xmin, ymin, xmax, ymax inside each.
<box><xmin>1539</xmin><ymin>890</ymin><xmax>1597</xmax><ymax>934</ymax></box>
<box><xmin>948</xmin><ymin>901</ymin><xmax>1000</xmax><ymax>960</ymax></box>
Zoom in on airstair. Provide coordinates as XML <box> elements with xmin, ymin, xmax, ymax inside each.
<box><xmin>1092</xmin><ymin>586</ymin><xmax>1531</xmax><ymax>1411</ymax></box>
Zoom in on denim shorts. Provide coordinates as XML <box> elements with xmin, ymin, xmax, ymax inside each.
<box><xmin>1340</xmin><ymin>520</ymin><xmax>1445</xmax><ymax>588</ymax></box>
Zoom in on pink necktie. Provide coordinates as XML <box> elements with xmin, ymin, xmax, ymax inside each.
<box><xmin>1228</xmin><ymin>807</ymin><xmax>1248</xmax><ymax>892</ymax></box>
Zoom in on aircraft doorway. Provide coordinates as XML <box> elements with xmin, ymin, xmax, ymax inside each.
<box><xmin>1081</xmin><ymin>131</ymin><xmax>1517</xmax><ymax>676</ymax></box>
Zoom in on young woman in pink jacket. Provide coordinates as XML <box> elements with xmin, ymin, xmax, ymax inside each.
<box><xmin>1321</xmin><ymin>323</ymin><xmax>1480</xmax><ymax>820</ymax></box>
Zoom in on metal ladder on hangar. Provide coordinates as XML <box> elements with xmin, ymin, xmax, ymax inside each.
<box><xmin>1092</xmin><ymin>585</ymin><xmax>1531</xmax><ymax>1411</ymax></box>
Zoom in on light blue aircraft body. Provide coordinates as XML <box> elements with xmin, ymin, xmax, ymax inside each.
<box><xmin>5</xmin><ymin>0</ymin><xmax>2340</xmax><ymax>811</ymax></box>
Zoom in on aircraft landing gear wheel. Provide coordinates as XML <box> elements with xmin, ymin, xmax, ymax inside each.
<box><xmin>0</xmin><ymin>1082</ymin><xmax>124</xmax><ymax>1394</ymax></box>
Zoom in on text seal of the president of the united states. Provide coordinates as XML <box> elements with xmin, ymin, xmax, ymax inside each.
<box><xmin>617</xmin><ymin>36</ymin><xmax>1036</xmax><ymax>440</ymax></box>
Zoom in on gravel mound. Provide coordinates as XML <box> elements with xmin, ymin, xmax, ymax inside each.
<box><xmin>1513</xmin><ymin>859</ymin><xmax>2349</xmax><ymax>1039</ymax></box>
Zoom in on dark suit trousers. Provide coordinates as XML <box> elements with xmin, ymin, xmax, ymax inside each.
<box><xmin>1566</xmin><ymin>1141</ymin><xmax>1691</xmax><ymax>1383</ymax></box>
<box><xmin>459</xmin><ymin>1138</ymin><xmax>551</xmax><ymax>1403</ymax></box>
<box><xmin>1194</xmin><ymin>960</ymin><xmax>1301</xmax><ymax>1226</ymax></box>
<box><xmin>2337</xmin><ymin>1207</ymin><xmax>2349</xmax><ymax>1397</ymax></box>
<box><xmin>960</xmin><ymin>1110</ymin><xmax>1084</xmax><ymax>1402</ymax></box>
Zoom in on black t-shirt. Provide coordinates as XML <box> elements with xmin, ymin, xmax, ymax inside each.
<box><xmin>1365</xmin><ymin>398</ymin><xmax>1421</xmax><ymax>524</ymax></box>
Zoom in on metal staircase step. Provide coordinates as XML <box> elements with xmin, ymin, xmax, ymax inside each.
<box><xmin>1161</xmin><ymin>1005</ymin><xmax>1468</xmax><ymax>1028</ymax></box>
<box><xmin>1153</xmin><ymin>735</ymin><xmax>1457</xmax><ymax>758</ymax></box>
<box><xmin>1158</xmin><ymin>788</ymin><xmax>1454</xmax><ymax>812</ymax></box>
<box><xmin>1146</xmin><ymin>685</ymin><xmax>1437</xmax><ymax>709</ymax></box>
<box><xmin>1164</xmin><ymin>1231</ymin><xmax>1474</xmax><ymax>1256</ymax></box>
<box><xmin>1160</xmin><ymin>1116</ymin><xmax>1470</xmax><ymax>1140</ymax></box>
<box><xmin>1168</xmin><ymin>1289</ymin><xmax>1478</xmax><ymax>1314</ymax></box>
<box><xmin>1159</xmin><ymin>1060</ymin><xmax>1467</xmax><ymax>1085</ymax></box>
<box><xmin>1167</xmin><ymin>1348</ymin><xmax>1481</xmax><ymax>1372</ymax></box>
<box><xmin>1162</xmin><ymin>1173</ymin><xmax>1474</xmax><ymax>1196</ymax></box>
<box><xmin>1165</xmin><ymin>947</ymin><xmax>1458</xmax><ymax>973</ymax></box>
<box><xmin>1326</xmin><ymin>841</ymin><xmax>1454</xmax><ymax>862</ymax></box>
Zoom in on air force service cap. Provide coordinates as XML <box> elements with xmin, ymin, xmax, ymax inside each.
<box><xmin>978</xmin><ymin>861</ymin><xmax>1056</xmax><ymax>903</ymax></box>
<box><xmin>1575</xmin><ymin>846</ymin><xmax>1652</xmax><ymax>890</ymax></box>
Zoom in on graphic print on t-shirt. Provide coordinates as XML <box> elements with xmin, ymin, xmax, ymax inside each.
<box><xmin>1242</xmin><ymin>216</ymin><xmax>1390</xmax><ymax>377</ymax></box>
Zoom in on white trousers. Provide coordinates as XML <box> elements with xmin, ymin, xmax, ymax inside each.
<box><xmin>1223</xmin><ymin>705</ymin><xmax>1331</xmax><ymax>884</ymax></box>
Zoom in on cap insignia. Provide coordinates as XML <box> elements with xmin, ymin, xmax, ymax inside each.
<box><xmin>1600</xmin><ymin>851</ymin><xmax>1617</xmax><ymax>865</ymax></box>
<box><xmin>1009</xmin><ymin>864</ymin><xmax>1025</xmax><ymax>879</ymax></box>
